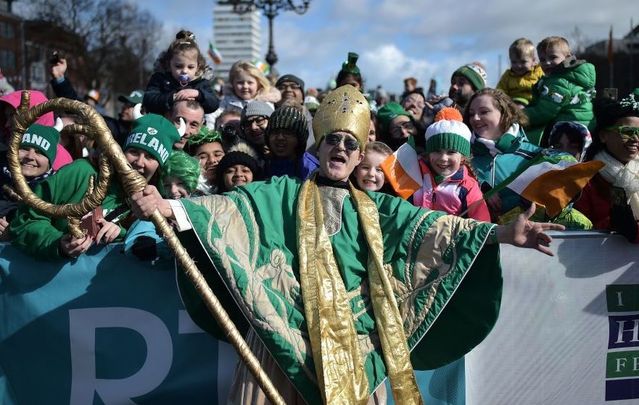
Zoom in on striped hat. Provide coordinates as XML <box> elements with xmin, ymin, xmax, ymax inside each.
<box><xmin>424</xmin><ymin>107</ymin><xmax>471</xmax><ymax>157</ymax></box>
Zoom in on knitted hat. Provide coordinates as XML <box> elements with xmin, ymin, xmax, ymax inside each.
<box><xmin>267</xmin><ymin>105</ymin><xmax>309</xmax><ymax>146</ymax></box>
<box><xmin>20</xmin><ymin>124</ymin><xmax>60</xmax><ymax>166</ymax></box>
<box><xmin>241</xmin><ymin>100</ymin><xmax>275</xmax><ymax>122</ymax></box>
<box><xmin>424</xmin><ymin>107</ymin><xmax>472</xmax><ymax>157</ymax></box>
<box><xmin>452</xmin><ymin>63</ymin><xmax>488</xmax><ymax>91</ymax></box>
<box><xmin>377</xmin><ymin>102</ymin><xmax>412</xmax><ymax>133</ymax></box>
<box><xmin>118</xmin><ymin>89</ymin><xmax>144</xmax><ymax>105</ymax></box>
<box><xmin>275</xmin><ymin>74</ymin><xmax>305</xmax><ymax>94</ymax></box>
<box><xmin>216</xmin><ymin>142</ymin><xmax>260</xmax><ymax>190</ymax></box>
<box><xmin>304</xmin><ymin>95</ymin><xmax>320</xmax><ymax>112</ymax></box>
<box><xmin>340</xmin><ymin>52</ymin><xmax>360</xmax><ymax>75</ymax></box>
<box><xmin>124</xmin><ymin>114</ymin><xmax>180</xmax><ymax>168</ymax></box>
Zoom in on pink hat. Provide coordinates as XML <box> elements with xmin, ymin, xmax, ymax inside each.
<box><xmin>0</xmin><ymin>90</ymin><xmax>54</xmax><ymax>126</ymax></box>
<box><xmin>0</xmin><ymin>90</ymin><xmax>72</xmax><ymax>170</ymax></box>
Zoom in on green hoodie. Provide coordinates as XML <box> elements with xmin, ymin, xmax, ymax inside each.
<box><xmin>524</xmin><ymin>57</ymin><xmax>596</xmax><ymax>145</ymax></box>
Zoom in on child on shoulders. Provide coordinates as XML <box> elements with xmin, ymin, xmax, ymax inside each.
<box><xmin>143</xmin><ymin>30</ymin><xmax>219</xmax><ymax>115</ymax></box>
<box><xmin>497</xmin><ymin>38</ymin><xmax>544</xmax><ymax>108</ymax></box>
<box><xmin>524</xmin><ymin>36</ymin><xmax>596</xmax><ymax>145</ymax></box>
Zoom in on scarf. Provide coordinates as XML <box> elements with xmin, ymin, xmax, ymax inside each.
<box><xmin>595</xmin><ymin>150</ymin><xmax>639</xmax><ymax>220</ymax></box>
<box><xmin>297</xmin><ymin>175</ymin><xmax>422</xmax><ymax>404</ymax></box>
<box><xmin>471</xmin><ymin>123</ymin><xmax>523</xmax><ymax>157</ymax></box>
<box><xmin>2</xmin><ymin>165</ymin><xmax>53</xmax><ymax>187</ymax></box>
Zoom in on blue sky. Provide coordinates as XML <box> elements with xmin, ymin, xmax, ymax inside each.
<box><xmin>145</xmin><ymin>0</ymin><xmax>636</xmax><ymax>94</ymax></box>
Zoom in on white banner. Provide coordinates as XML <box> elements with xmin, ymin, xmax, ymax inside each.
<box><xmin>467</xmin><ymin>233</ymin><xmax>639</xmax><ymax>404</ymax></box>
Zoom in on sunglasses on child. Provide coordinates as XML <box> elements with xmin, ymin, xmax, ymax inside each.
<box><xmin>606</xmin><ymin>126</ymin><xmax>639</xmax><ymax>142</ymax></box>
<box><xmin>324</xmin><ymin>133</ymin><xmax>360</xmax><ymax>151</ymax></box>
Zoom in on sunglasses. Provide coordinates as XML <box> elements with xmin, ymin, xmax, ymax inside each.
<box><xmin>606</xmin><ymin>126</ymin><xmax>639</xmax><ymax>142</ymax></box>
<box><xmin>324</xmin><ymin>133</ymin><xmax>360</xmax><ymax>151</ymax></box>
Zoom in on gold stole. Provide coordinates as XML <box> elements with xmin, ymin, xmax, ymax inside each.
<box><xmin>298</xmin><ymin>178</ymin><xmax>422</xmax><ymax>404</ymax></box>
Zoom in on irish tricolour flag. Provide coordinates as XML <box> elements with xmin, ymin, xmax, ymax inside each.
<box><xmin>380</xmin><ymin>137</ymin><xmax>422</xmax><ymax>199</ymax></box>
<box><xmin>489</xmin><ymin>152</ymin><xmax>604</xmax><ymax>217</ymax></box>
<box><xmin>208</xmin><ymin>42</ymin><xmax>223</xmax><ymax>65</ymax></box>
<box><xmin>382</xmin><ymin>140</ymin><xmax>604</xmax><ymax>218</ymax></box>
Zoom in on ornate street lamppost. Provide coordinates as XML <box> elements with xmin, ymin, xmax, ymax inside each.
<box><xmin>218</xmin><ymin>0</ymin><xmax>311</xmax><ymax>69</ymax></box>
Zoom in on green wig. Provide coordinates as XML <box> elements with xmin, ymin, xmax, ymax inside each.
<box><xmin>159</xmin><ymin>150</ymin><xmax>201</xmax><ymax>197</ymax></box>
<box><xmin>187</xmin><ymin>126</ymin><xmax>222</xmax><ymax>147</ymax></box>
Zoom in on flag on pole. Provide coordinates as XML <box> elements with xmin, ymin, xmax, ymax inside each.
<box><xmin>488</xmin><ymin>153</ymin><xmax>604</xmax><ymax>217</ymax></box>
<box><xmin>208</xmin><ymin>42</ymin><xmax>223</xmax><ymax>65</ymax></box>
<box><xmin>380</xmin><ymin>137</ymin><xmax>422</xmax><ymax>199</ymax></box>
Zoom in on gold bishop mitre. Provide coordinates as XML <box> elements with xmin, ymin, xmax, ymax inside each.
<box><xmin>313</xmin><ymin>84</ymin><xmax>370</xmax><ymax>149</ymax></box>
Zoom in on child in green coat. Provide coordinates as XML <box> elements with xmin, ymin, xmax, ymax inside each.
<box><xmin>524</xmin><ymin>36</ymin><xmax>596</xmax><ymax>145</ymax></box>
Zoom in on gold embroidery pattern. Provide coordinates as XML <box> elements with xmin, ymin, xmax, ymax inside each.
<box><xmin>319</xmin><ymin>186</ymin><xmax>348</xmax><ymax>236</ymax></box>
<box><xmin>298</xmin><ymin>178</ymin><xmax>370</xmax><ymax>404</ymax></box>
<box><xmin>399</xmin><ymin>215</ymin><xmax>478</xmax><ymax>337</ymax></box>
<box><xmin>197</xmin><ymin>194</ymin><xmax>315</xmax><ymax>382</ymax></box>
<box><xmin>351</xmin><ymin>186</ymin><xmax>423</xmax><ymax>405</ymax></box>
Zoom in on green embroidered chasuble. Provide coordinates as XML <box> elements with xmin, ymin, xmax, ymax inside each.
<box><xmin>176</xmin><ymin>176</ymin><xmax>502</xmax><ymax>404</ymax></box>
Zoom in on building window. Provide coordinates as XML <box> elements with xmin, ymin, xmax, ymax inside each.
<box><xmin>0</xmin><ymin>49</ymin><xmax>16</xmax><ymax>70</ymax></box>
<box><xmin>0</xmin><ymin>22</ymin><xmax>15</xmax><ymax>39</ymax></box>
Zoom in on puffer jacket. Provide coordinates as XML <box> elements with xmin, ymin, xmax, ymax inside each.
<box><xmin>524</xmin><ymin>57</ymin><xmax>596</xmax><ymax>145</ymax></box>
<box><xmin>496</xmin><ymin>64</ymin><xmax>544</xmax><ymax>104</ymax></box>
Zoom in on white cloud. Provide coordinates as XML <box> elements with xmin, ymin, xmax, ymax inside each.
<box><xmin>360</xmin><ymin>44</ymin><xmax>432</xmax><ymax>89</ymax></box>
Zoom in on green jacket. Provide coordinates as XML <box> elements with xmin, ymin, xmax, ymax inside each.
<box><xmin>524</xmin><ymin>58</ymin><xmax>596</xmax><ymax>145</ymax></box>
<box><xmin>471</xmin><ymin>125</ymin><xmax>541</xmax><ymax>216</ymax></box>
<box><xmin>10</xmin><ymin>158</ymin><xmax>128</xmax><ymax>260</ymax></box>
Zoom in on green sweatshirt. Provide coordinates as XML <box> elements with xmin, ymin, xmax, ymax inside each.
<box><xmin>10</xmin><ymin>159</ymin><xmax>128</xmax><ymax>260</ymax></box>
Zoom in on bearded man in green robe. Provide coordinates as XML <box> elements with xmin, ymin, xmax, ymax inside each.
<box><xmin>131</xmin><ymin>85</ymin><xmax>563</xmax><ymax>405</ymax></box>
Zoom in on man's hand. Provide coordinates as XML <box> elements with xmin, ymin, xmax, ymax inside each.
<box><xmin>59</xmin><ymin>233</ymin><xmax>93</xmax><ymax>259</ymax></box>
<box><xmin>50</xmin><ymin>59</ymin><xmax>68</xmax><ymax>80</ymax></box>
<box><xmin>131</xmin><ymin>185</ymin><xmax>174</xmax><ymax>220</ymax></box>
<box><xmin>496</xmin><ymin>204</ymin><xmax>565</xmax><ymax>256</ymax></box>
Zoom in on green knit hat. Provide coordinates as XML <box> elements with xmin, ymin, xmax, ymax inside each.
<box><xmin>424</xmin><ymin>115</ymin><xmax>472</xmax><ymax>157</ymax></box>
<box><xmin>452</xmin><ymin>63</ymin><xmax>488</xmax><ymax>91</ymax></box>
<box><xmin>124</xmin><ymin>114</ymin><xmax>180</xmax><ymax>168</ymax></box>
<box><xmin>340</xmin><ymin>52</ymin><xmax>360</xmax><ymax>75</ymax></box>
<box><xmin>376</xmin><ymin>102</ymin><xmax>412</xmax><ymax>133</ymax></box>
<box><xmin>20</xmin><ymin>124</ymin><xmax>60</xmax><ymax>166</ymax></box>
